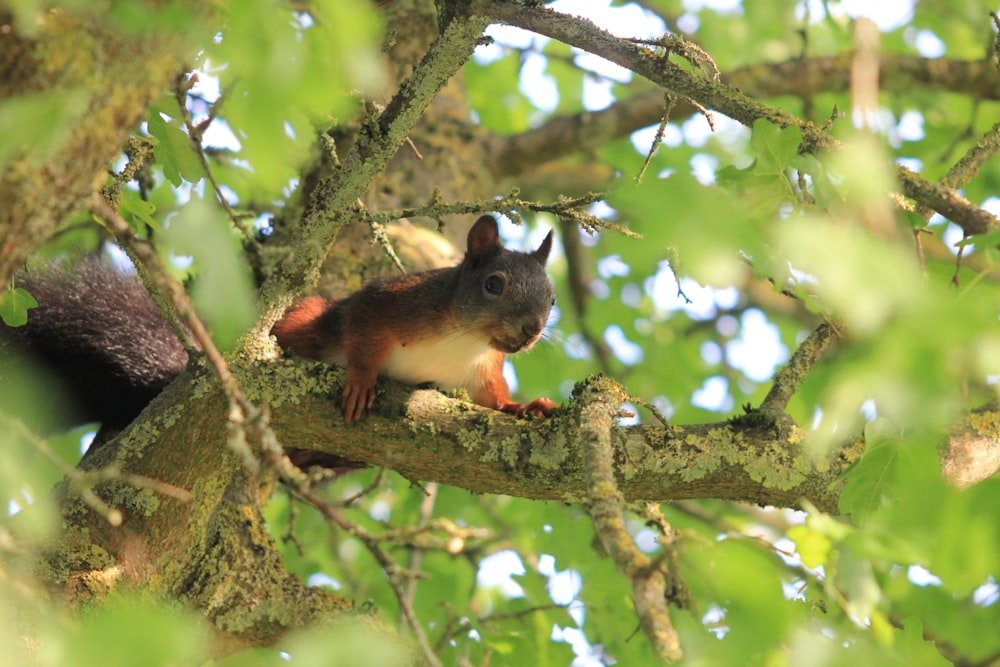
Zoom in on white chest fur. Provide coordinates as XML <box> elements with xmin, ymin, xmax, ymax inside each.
<box><xmin>328</xmin><ymin>332</ymin><xmax>495</xmax><ymax>394</ymax></box>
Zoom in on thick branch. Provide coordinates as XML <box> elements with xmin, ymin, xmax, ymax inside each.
<box><xmin>240</xmin><ymin>361</ymin><xmax>1000</xmax><ymax>511</ymax></box>
<box><xmin>245</xmin><ymin>361</ymin><xmax>854</xmax><ymax>513</ymax></box>
<box><xmin>52</xmin><ymin>359</ymin><xmax>1000</xmax><ymax>647</ymax></box>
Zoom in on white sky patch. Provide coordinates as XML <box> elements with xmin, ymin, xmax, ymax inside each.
<box><xmin>307</xmin><ymin>572</ymin><xmax>341</xmax><ymax>590</ymax></box>
<box><xmin>572</xmin><ymin>51</ymin><xmax>632</xmax><ymax>83</ymax></box>
<box><xmin>973</xmin><ymin>579</ymin><xmax>999</xmax><ymax>606</ymax></box>
<box><xmin>896</xmin><ymin>110</ymin><xmax>924</xmax><ymax>141</ymax></box>
<box><xmin>502</xmin><ymin>359</ymin><xmax>519</xmax><ymax>393</ymax></box>
<box><xmin>631</xmin><ymin>123</ymin><xmax>684</xmax><ymax>153</ymax></box>
<box><xmin>836</xmin><ymin>0</ymin><xmax>914</xmax><ymax>30</ymax></box>
<box><xmin>521</xmin><ymin>52</ymin><xmax>559</xmax><ymax>112</ymax></box>
<box><xmin>635</xmin><ymin>528</ymin><xmax>660</xmax><ymax>552</ymax></box>
<box><xmin>546</xmin><ymin>567</ymin><xmax>582</xmax><ymax>606</ymax></box>
<box><xmin>725</xmin><ymin>309</ymin><xmax>788</xmax><ymax>382</ymax></box>
<box><xmin>941</xmin><ymin>222</ymin><xmax>967</xmax><ymax>256</ymax></box>
<box><xmin>797</xmin><ymin>0</ymin><xmax>914</xmax><ymax>30</ymax></box>
<box><xmin>478</xmin><ymin>24</ymin><xmax>539</xmax><ymax>65</ymax></box>
<box><xmin>186</xmin><ymin>71</ymin><xmax>243</xmax><ymax>151</ymax></box>
<box><xmin>690</xmin><ymin>153</ymin><xmax>719</xmax><ymax>185</ymax></box>
<box><xmin>681</xmin><ymin>115</ymin><xmax>713</xmax><ymax>148</ymax></box>
<box><xmin>700</xmin><ymin>340</ymin><xmax>723</xmax><ymax>365</ymax></box>
<box><xmin>582</xmin><ymin>77</ymin><xmax>615</xmax><ymax>111</ymax></box>
<box><xmin>677</xmin><ymin>13</ymin><xmax>699</xmax><ymax>34</ymax></box>
<box><xmin>907</xmin><ymin>565</ymin><xmax>942</xmax><ymax>587</ymax></box>
<box><xmin>80</xmin><ymin>430</ymin><xmax>96</xmax><ymax>455</ymax></box>
<box><xmin>651</xmin><ymin>277</ymin><xmax>739</xmax><ymax>320</ymax></box>
<box><xmin>912</xmin><ymin>29</ymin><xmax>945</xmax><ymax>57</ymax></box>
<box><xmin>692</xmin><ymin>375</ymin><xmax>731</xmax><ymax>411</ymax></box>
<box><xmin>369</xmin><ymin>498</ymin><xmax>391</xmax><ymax>522</ymax></box>
<box><xmin>604</xmin><ymin>325</ymin><xmax>644</xmax><ymax>365</ymax></box>
<box><xmin>619</xmin><ymin>402</ymin><xmax>640</xmax><ymax>426</ymax></box>
<box><xmin>190</xmin><ymin>68</ymin><xmax>221</xmax><ymax>101</ymax></box>
<box><xmin>477</xmin><ymin>550</ymin><xmax>527</xmax><ymax>598</ymax></box>
<box><xmin>597</xmin><ymin>254</ymin><xmax>630</xmax><ymax>278</ymax></box>
<box><xmin>683</xmin><ymin>0</ymin><xmax>743</xmax><ymax>13</ymax></box>
<box><xmin>981</xmin><ymin>196</ymin><xmax>1000</xmax><ymax>216</ymax></box>
<box><xmin>550</xmin><ymin>0</ymin><xmax>666</xmax><ymax>40</ymax></box>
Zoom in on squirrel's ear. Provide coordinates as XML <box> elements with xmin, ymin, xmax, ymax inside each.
<box><xmin>532</xmin><ymin>230</ymin><xmax>553</xmax><ymax>265</ymax></box>
<box><xmin>466</xmin><ymin>215</ymin><xmax>504</xmax><ymax>262</ymax></box>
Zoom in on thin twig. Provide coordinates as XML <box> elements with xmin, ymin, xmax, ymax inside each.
<box><xmin>478</xmin><ymin>0</ymin><xmax>999</xmax><ymax>236</ymax></box>
<box><xmin>915</xmin><ymin>121</ymin><xmax>1000</xmax><ymax>224</ymax></box>
<box><xmin>636</xmin><ymin>94</ymin><xmax>676</xmax><ymax>184</ymax></box>
<box><xmin>401</xmin><ymin>482</ymin><xmax>438</xmax><ymax>632</ymax></box>
<box><xmin>172</xmin><ymin>75</ymin><xmax>259</xmax><ymax>245</ymax></box>
<box><xmin>358</xmin><ymin>191</ymin><xmax>627</xmax><ymax>237</ymax></box>
<box><xmin>294</xmin><ymin>485</ymin><xmax>444</xmax><ymax>667</ymax></box>
<box><xmin>355</xmin><ymin>198</ymin><xmax>406</xmax><ymax>272</ymax></box>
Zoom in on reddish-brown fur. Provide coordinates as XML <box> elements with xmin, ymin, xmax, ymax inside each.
<box><xmin>270</xmin><ymin>296</ymin><xmax>332</xmax><ymax>359</ymax></box>
<box><xmin>271</xmin><ymin>216</ymin><xmax>558</xmax><ymax>422</ymax></box>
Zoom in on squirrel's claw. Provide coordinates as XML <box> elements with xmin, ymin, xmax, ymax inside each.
<box><xmin>499</xmin><ymin>397</ymin><xmax>558</xmax><ymax>419</ymax></box>
<box><xmin>342</xmin><ymin>381</ymin><xmax>375</xmax><ymax>423</ymax></box>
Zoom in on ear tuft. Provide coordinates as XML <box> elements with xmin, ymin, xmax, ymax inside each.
<box><xmin>532</xmin><ymin>230</ymin><xmax>553</xmax><ymax>265</ymax></box>
<box><xmin>466</xmin><ymin>215</ymin><xmax>504</xmax><ymax>263</ymax></box>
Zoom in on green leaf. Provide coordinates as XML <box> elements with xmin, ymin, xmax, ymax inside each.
<box><xmin>838</xmin><ymin>421</ymin><xmax>898</xmax><ymax>522</ymax></box>
<box><xmin>835</xmin><ymin>546</ymin><xmax>883</xmax><ymax>627</ymax></box>
<box><xmin>0</xmin><ymin>286</ymin><xmax>37</xmax><ymax>327</ymax></box>
<box><xmin>283</xmin><ymin>618</ymin><xmax>409</xmax><ymax>667</ymax></box>
<box><xmin>65</xmin><ymin>595</ymin><xmax>207</xmax><ymax>667</ymax></box>
<box><xmin>146</xmin><ymin>111</ymin><xmax>202</xmax><ymax>187</ymax></box>
<box><xmin>204</xmin><ymin>0</ymin><xmax>383</xmax><ymax>196</ymax></box>
<box><xmin>749</xmin><ymin>118</ymin><xmax>802</xmax><ymax>172</ymax></box>
<box><xmin>466</xmin><ymin>53</ymin><xmax>532</xmax><ymax>133</ymax></box>
<box><xmin>0</xmin><ymin>89</ymin><xmax>87</xmax><ymax>170</ymax></box>
<box><xmin>788</xmin><ymin>523</ymin><xmax>833</xmax><ymax>569</ymax></box>
<box><xmin>118</xmin><ymin>188</ymin><xmax>159</xmax><ymax>230</ymax></box>
<box><xmin>896</xmin><ymin>617</ymin><xmax>954</xmax><ymax>667</ymax></box>
<box><xmin>161</xmin><ymin>197</ymin><xmax>256</xmax><ymax>350</ymax></box>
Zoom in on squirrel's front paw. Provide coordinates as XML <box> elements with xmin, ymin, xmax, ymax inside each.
<box><xmin>499</xmin><ymin>397</ymin><xmax>558</xmax><ymax>419</ymax></box>
<box><xmin>341</xmin><ymin>381</ymin><xmax>376</xmax><ymax>422</ymax></box>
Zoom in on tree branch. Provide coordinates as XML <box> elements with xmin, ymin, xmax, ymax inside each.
<box><xmin>490</xmin><ymin>54</ymin><xmax>1000</xmax><ymax>181</ymax></box>
<box><xmin>579</xmin><ymin>379</ymin><xmax>682</xmax><ymax>662</ymax></box>
<box><xmin>244</xmin><ymin>363</ymin><xmax>855</xmax><ymax>513</ymax></box>
<box><xmin>759</xmin><ymin>321</ymin><xmax>841</xmax><ymax>420</ymax></box>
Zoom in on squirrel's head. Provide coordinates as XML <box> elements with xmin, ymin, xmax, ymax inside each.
<box><xmin>458</xmin><ymin>215</ymin><xmax>555</xmax><ymax>354</ymax></box>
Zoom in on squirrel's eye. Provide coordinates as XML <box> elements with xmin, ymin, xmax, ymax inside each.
<box><xmin>551</xmin><ymin>296</ymin><xmax>556</xmax><ymax>307</ymax></box>
<box><xmin>484</xmin><ymin>274</ymin><xmax>505</xmax><ymax>295</ymax></box>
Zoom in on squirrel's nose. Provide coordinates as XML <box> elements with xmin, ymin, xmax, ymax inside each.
<box><xmin>521</xmin><ymin>321</ymin><xmax>543</xmax><ymax>340</ymax></box>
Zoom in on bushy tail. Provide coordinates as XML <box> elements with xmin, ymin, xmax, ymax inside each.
<box><xmin>1</xmin><ymin>260</ymin><xmax>188</xmax><ymax>430</ymax></box>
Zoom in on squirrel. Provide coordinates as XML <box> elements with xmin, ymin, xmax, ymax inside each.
<box><xmin>1</xmin><ymin>215</ymin><xmax>557</xmax><ymax>435</ymax></box>
<box><xmin>272</xmin><ymin>215</ymin><xmax>559</xmax><ymax>421</ymax></box>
